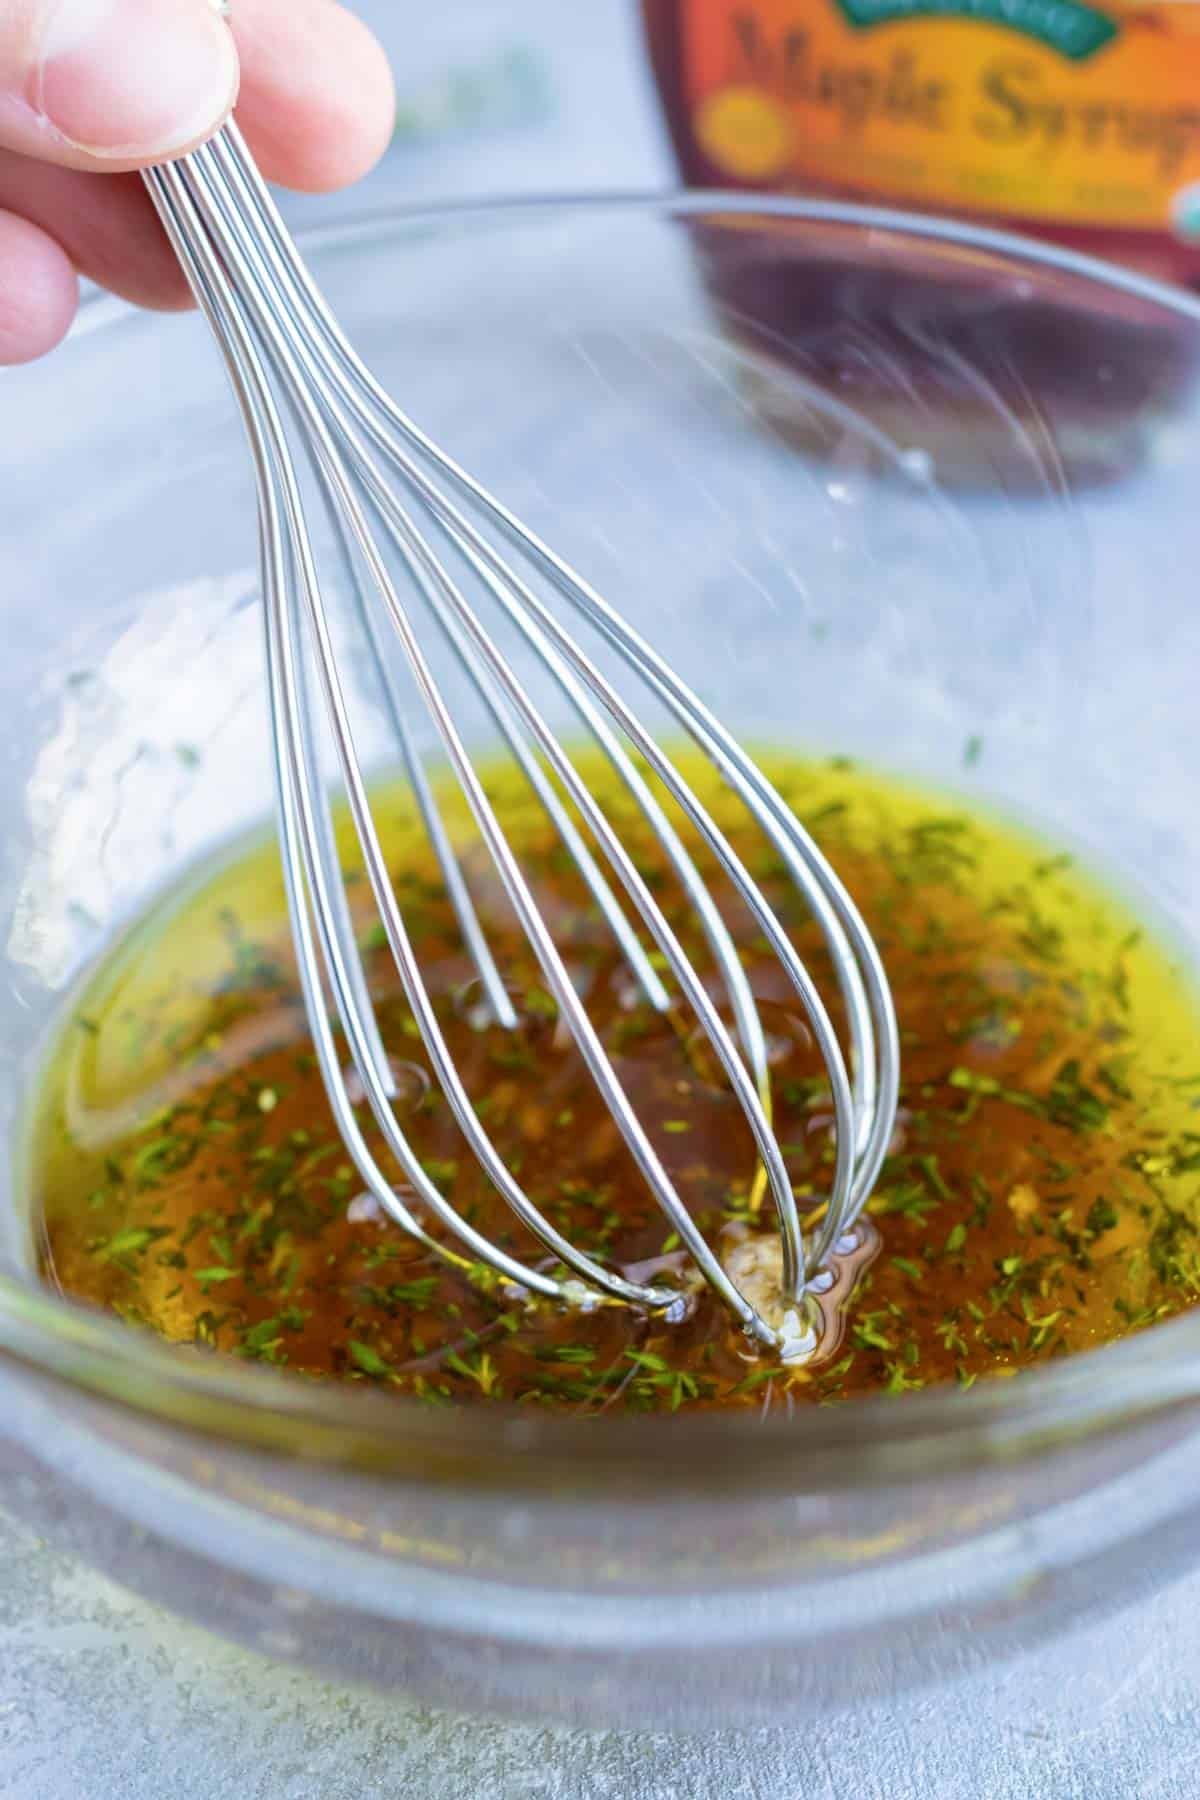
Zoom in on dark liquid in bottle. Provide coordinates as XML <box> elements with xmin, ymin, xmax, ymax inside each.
<box><xmin>641</xmin><ymin>0</ymin><xmax>1200</xmax><ymax>488</ymax></box>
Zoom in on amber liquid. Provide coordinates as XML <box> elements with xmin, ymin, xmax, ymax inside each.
<box><xmin>641</xmin><ymin>0</ymin><xmax>1200</xmax><ymax>487</ymax></box>
<box><xmin>641</xmin><ymin>0</ymin><xmax>1200</xmax><ymax>287</ymax></box>
<box><xmin>29</xmin><ymin>750</ymin><xmax>1200</xmax><ymax>1414</ymax></box>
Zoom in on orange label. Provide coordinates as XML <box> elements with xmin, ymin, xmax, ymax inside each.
<box><xmin>683</xmin><ymin>0</ymin><xmax>1200</xmax><ymax>236</ymax></box>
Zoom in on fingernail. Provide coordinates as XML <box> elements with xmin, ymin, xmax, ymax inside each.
<box><xmin>33</xmin><ymin>0</ymin><xmax>238</xmax><ymax>160</ymax></box>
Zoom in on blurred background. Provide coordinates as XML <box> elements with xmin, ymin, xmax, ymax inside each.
<box><xmin>280</xmin><ymin>2</ymin><xmax>671</xmax><ymax>223</ymax></box>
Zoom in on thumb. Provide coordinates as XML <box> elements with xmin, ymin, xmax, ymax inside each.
<box><xmin>0</xmin><ymin>0</ymin><xmax>239</xmax><ymax>172</ymax></box>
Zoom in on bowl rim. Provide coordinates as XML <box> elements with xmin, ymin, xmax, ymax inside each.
<box><xmin>67</xmin><ymin>184</ymin><xmax>1200</xmax><ymax>333</ymax></box>
<box><xmin>7</xmin><ymin>186</ymin><xmax>1200</xmax><ymax>1494</ymax></box>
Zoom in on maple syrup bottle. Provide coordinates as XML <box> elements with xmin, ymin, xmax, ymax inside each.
<box><xmin>641</xmin><ymin>0</ymin><xmax>1200</xmax><ymax>484</ymax></box>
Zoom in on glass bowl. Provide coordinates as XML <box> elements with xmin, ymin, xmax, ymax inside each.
<box><xmin>3</xmin><ymin>194</ymin><xmax>1200</xmax><ymax>1730</ymax></box>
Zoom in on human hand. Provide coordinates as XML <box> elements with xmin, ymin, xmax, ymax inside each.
<box><xmin>0</xmin><ymin>0</ymin><xmax>394</xmax><ymax>363</ymax></box>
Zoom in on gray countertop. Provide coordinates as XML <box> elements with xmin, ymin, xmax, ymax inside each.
<box><xmin>4</xmin><ymin>5</ymin><xmax>1199</xmax><ymax>1793</ymax></box>
<box><xmin>5</xmin><ymin>1464</ymin><xmax>1200</xmax><ymax>1799</ymax></box>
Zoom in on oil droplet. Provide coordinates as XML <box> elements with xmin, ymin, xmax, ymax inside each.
<box><xmin>899</xmin><ymin>447</ymin><xmax>934</xmax><ymax>483</ymax></box>
<box><xmin>342</xmin><ymin>1058</ymin><xmax>430</xmax><ymax>1110</ymax></box>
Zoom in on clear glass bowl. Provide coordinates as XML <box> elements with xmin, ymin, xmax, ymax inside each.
<box><xmin>3</xmin><ymin>194</ymin><xmax>1200</xmax><ymax>1729</ymax></box>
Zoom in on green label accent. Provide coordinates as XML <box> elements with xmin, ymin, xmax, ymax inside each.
<box><xmin>832</xmin><ymin>0</ymin><xmax>1118</xmax><ymax>60</ymax></box>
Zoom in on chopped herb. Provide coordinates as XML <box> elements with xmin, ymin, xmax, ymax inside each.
<box><xmin>445</xmin><ymin>1350</ymin><xmax>500</xmax><ymax>1395</ymax></box>
<box><xmin>386</xmin><ymin>1277</ymin><xmax>440</xmax><ymax>1308</ymax></box>
<box><xmin>35</xmin><ymin>746</ymin><xmax>1200</xmax><ymax>1416</ymax></box>
<box><xmin>1047</xmin><ymin>1060</ymin><xmax>1109</xmax><ymax>1134</ymax></box>
<box><xmin>851</xmin><ymin>1314</ymin><xmax>895</xmax><ymax>1352</ymax></box>
<box><xmin>1085</xmin><ymin>1198</ymin><xmax>1119</xmax><ymax>1237</ymax></box>
<box><xmin>523</xmin><ymin>986</ymin><xmax>558</xmax><ymax>1020</ymax></box>
<box><xmin>194</xmin><ymin>1265</ymin><xmax>239</xmax><ymax>1290</ymax></box>
<box><xmin>420</xmin><ymin>1159</ymin><xmax>458</xmax><ymax>1190</ymax></box>
<box><xmin>98</xmin><ymin>1225</ymin><xmax>171</xmax><ymax>1263</ymax></box>
<box><xmin>349</xmin><ymin>1341</ymin><xmax>393</xmax><ymax>1378</ymax></box>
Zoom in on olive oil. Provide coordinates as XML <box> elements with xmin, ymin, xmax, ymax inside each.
<box><xmin>30</xmin><ymin>750</ymin><xmax>1200</xmax><ymax>1413</ymax></box>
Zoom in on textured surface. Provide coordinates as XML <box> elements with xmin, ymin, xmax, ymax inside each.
<box><xmin>4</xmin><ymin>1473</ymin><xmax>1200</xmax><ymax>1800</ymax></box>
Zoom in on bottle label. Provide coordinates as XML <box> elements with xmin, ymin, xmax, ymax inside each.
<box><xmin>682</xmin><ymin>0</ymin><xmax>1200</xmax><ymax>237</ymax></box>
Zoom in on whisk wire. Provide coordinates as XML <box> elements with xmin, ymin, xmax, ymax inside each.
<box><xmin>143</xmin><ymin>125</ymin><xmax>902</xmax><ymax>1351</ymax></box>
<box><xmin>336</xmin><ymin>505</ymin><xmax>521</xmax><ymax>1032</ymax></box>
<box><xmin>206</xmin><ymin>125</ymin><xmax>897</xmax><ymax>1263</ymax></box>
<box><xmin>150</xmin><ymin>162</ymin><xmax>600</xmax><ymax>1300</ymax></box>
<box><xmin>177</xmin><ymin>142</ymin><xmax>817</xmax><ymax>1319</ymax></box>
<box><xmin>156</xmin><ymin>152</ymin><xmax>772</xmax><ymax>1323</ymax></box>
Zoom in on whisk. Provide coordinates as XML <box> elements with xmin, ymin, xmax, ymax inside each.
<box><xmin>141</xmin><ymin>111</ymin><xmax>900</xmax><ymax>1357</ymax></box>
